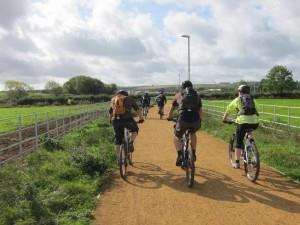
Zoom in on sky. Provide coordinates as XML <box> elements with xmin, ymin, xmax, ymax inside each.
<box><xmin>0</xmin><ymin>0</ymin><xmax>300</xmax><ymax>90</ymax></box>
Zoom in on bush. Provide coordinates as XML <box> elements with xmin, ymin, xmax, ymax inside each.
<box><xmin>16</xmin><ymin>94</ymin><xmax>111</xmax><ymax>106</ymax></box>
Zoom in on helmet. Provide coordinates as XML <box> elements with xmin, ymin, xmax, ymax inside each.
<box><xmin>238</xmin><ymin>85</ymin><xmax>250</xmax><ymax>94</ymax></box>
<box><xmin>181</xmin><ymin>80</ymin><xmax>193</xmax><ymax>89</ymax></box>
<box><xmin>145</xmin><ymin>92</ymin><xmax>149</xmax><ymax>96</ymax></box>
<box><xmin>116</xmin><ymin>90</ymin><xmax>129</xmax><ymax>96</ymax></box>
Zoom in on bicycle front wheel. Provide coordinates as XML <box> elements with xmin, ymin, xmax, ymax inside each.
<box><xmin>185</xmin><ymin>149</ymin><xmax>195</xmax><ymax>188</ymax></box>
<box><xmin>244</xmin><ymin>141</ymin><xmax>260</xmax><ymax>182</ymax></box>
<box><xmin>119</xmin><ymin>145</ymin><xmax>127</xmax><ymax>179</ymax></box>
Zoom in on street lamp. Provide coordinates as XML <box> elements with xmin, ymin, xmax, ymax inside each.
<box><xmin>181</xmin><ymin>34</ymin><xmax>190</xmax><ymax>81</ymax></box>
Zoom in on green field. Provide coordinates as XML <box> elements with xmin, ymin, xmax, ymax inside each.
<box><xmin>203</xmin><ymin>99</ymin><xmax>300</xmax><ymax>129</ymax></box>
<box><xmin>0</xmin><ymin>103</ymin><xmax>108</xmax><ymax>133</ymax></box>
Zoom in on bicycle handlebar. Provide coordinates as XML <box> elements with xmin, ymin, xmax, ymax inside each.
<box><xmin>222</xmin><ymin>120</ymin><xmax>235</xmax><ymax>125</ymax></box>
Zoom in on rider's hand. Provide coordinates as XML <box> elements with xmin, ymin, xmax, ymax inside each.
<box><xmin>167</xmin><ymin>117</ymin><xmax>173</xmax><ymax>121</ymax></box>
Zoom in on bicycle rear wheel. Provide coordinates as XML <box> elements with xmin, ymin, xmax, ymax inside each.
<box><xmin>119</xmin><ymin>145</ymin><xmax>127</xmax><ymax>179</ymax></box>
<box><xmin>228</xmin><ymin>135</ymin><xmax>235</xmax><ymax>167</ymax></box>
<box><xmin>185</xmin><ymin>149</ymin><xmax>195</xmax><ymax>188</ymax></box>
<box><xmin>244</xmin><ymin>141</ymin><xmax>260</xmax><ymax>182</ymax></box>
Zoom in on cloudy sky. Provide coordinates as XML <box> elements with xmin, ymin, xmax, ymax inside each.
<box><xmin>0</xmin><ymin>0</ymin><xmax>300</xmax><ymax>89</ymax></box>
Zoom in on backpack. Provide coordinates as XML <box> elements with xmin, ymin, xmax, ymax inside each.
<box><xmin>113</xmin><ymin>95</ymin><xmax>127</xmax><ymax>115</ymax></box>
<box><xmin>239</xmin><ymin>95</ymin><xmax>257</xmax><ymax>115</ymax></box>
<box><xmin>181</xmin><ymin>87</ymin><xmax>198</xmax><ymax>110</ymax></box>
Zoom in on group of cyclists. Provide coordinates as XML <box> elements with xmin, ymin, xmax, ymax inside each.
<box><xmin>109</xmin><ymin>80</ymin><xmax>259</xmax><ymax>170</ymax></box>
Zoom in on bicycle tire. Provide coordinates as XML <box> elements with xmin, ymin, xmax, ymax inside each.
<box><xmin>128</xmin><ymin>151</ymin><xmax>133</xmax><ymax>166</ymax></box>
<box><xmin>119</xmin><ymin>145</ymin><xmax>127</xmax><ymax>179</ymax></box>
<box><xmin>228</xmin><ymin>135</ymin><xmax>235</xmax><ymax>167</ymax></box>
<box><xmin>244</xmin><ymin>141</ymin><xmax>260</xmax><ymax>182</ymax></box>
<box><xmin>185</xmin><ymin>149</ymin><xmax>195</xmax><ymax>188</ymax></box>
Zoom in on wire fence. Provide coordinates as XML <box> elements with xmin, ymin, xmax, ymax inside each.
<box><xmin>202</xmin><ymin>100</ymin><xmax>300</xmax><ymax>132</ymax></box>
<box><xmin>0</xmin><ymin>105</ymin><xmax>108</xmax><ymax>165</ymax></box>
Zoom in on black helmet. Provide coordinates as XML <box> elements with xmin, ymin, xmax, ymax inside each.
<box><xmin>238</xmin><ymin>85</ymin><xmax>250</xmax><ymax>94</ymax></box>
<box><xmin>116</xmin><ymin>90</ymin><xmax>129</xmax><ymax>96</ymax></box>
<box><xmin>145</xmin><ymin>92</ymin><xmax>149</xmax><ymax>96</ymax></box>
<box><xmin>181</xmin><ymin>80</ymin><xmax>193</xmax><ymax>89</ymax></box>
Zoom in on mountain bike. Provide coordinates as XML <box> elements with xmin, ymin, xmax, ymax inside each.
<box><xmin>119</xmin><ymin>120</ymin><xmax>143</xmax><ymax>179</ymax></box>
<box><xmin>168</xmin><ymin>119</ymin><xmax>195</xmax><ymax>187</ymax></box>
<box><xmin>223</xmin><ymin>120</ymin><xmax>260</xmax><ymax>182</ymax></box>
<box><xmin>119</xmin><ymin>127</ymin><xmax>132</xmax><ymax>179</ymax></box>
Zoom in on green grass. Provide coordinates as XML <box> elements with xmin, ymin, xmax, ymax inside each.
<box><xmin>0</xmin><ymin>103</ymin><xmax>108</xmax><ymax>133</ymax></box>
<box><xmin>0</xmin><ymin>118</ymin><xmax>116</xmax><ymax>225</ymax></box>
<box><xmin>202</xmin><ymin>99</ymin><xmax>300</xmax><ymax>129</ymax></box>
<box><xmin>202</xmin><ymin>112</ymin><xmax>300</xmax><ymax>182</ymax></box>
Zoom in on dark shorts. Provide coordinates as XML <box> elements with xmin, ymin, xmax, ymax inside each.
<box><xmin>112</xmin><ymin>118</ymin><xmax>139</xmax><ymax>145</ymax></box>
<box><xmin>235</xmin><ymin>123</ymin><xmax>259</xmax><ymax>149</ymax></box>
<box><xmin>174</xmin><ymin>119</ymin><xmax>201</xmax><ymax>138</ymax></box>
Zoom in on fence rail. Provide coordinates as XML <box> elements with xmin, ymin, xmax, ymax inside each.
<box><xmin>202</xmin><ymin>100</ymin><xmax>300</xmax><ymax>132</ymax></box>
<box><xmin>0</xmin><ymin>105</ymin><xmax>107</xmax><ymax>165</ymax></box>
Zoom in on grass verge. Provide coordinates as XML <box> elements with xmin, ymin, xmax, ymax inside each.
<box><xmin>202</xmin><ymin>113</ymin><xmax>300</xmax><ymax>182</ymax></box>
<box><xmin>0</xmin><ymin>119</ymin><xmax>116</xmax><ymax>225</ymax></box>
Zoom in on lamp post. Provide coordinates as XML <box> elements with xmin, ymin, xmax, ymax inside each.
<box><xmin>181</xmin><ymin>34</ymin><xmax>190</xmax><ymax>81</ymax></box>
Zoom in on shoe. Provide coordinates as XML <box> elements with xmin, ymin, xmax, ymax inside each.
<box><xmin>232</xmin><ymin>162</ymin><xmax>240</xmax><ymax>169</ymax></box>
<box><xmin>176</xmin><ymin>154</ymin><xmax>183</xmax><ymax>166</ymax></box>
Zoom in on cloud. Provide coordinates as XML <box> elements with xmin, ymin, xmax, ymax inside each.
<box><xmin>1</xmin><ymin>0</ymin><xmax>300</xmax><ymax>90</ymax></box>
<box><xmin>0</xmin><ymin>0</ymin><xmax>29</xmax><ymax>28</ymax></box>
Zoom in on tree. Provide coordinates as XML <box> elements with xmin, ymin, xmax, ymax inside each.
<box><xmin>63</xmin><ymin>76</ymin><xmax>105</xmax><ymax>95</ymax></box>
<box><xmin>260</xmin><ymin>65</ymin><xmax>296</xmax><ymax>94</ymax></box>
<box><xmin>103</xmin><ymin>83</ymin><xmax>117</xmax><ymax>94</ymax></box>
<box><xmin>44</xmin><ymin>80</ymin><xmax>63</xmax><ymax>96</ymax></box>
<box><xmin>5</xmin><ymin>80</ymin><xmax>32</xmax><ymax>105</ymax></box>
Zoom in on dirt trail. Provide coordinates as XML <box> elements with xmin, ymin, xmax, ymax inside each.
<box><xmin>94</xmin><ymin>104</ymin><xmax>300</xmax><ymax>225</ymax></box>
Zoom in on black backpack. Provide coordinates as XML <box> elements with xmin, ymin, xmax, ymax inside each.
<box><xmin>239</xmin><ymin>95</ymin><xmax>257</xmax><ymax>115</ymax></box>
<box><xmin>181</xmin><ymin>87</ymin><xmax>198</xmax><ymax>110</ymax></box>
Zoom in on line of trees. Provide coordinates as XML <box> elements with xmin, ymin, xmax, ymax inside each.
<box><xmin>4</xmin><ymin>75</ymin><xmax>117</xmax><ymax>105</ymax></box>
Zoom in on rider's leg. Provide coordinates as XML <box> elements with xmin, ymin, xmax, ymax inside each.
<box><xmin>174</xmin><ymin>121</ymin><xmax>185</xmax><ymax>166</ymax></box>
<box><xmin>112</xmin><ymin>120</ymin><xmax>123</xmax><ymax>162</ymax></box>
<box><xmin>190</xmin><ymin>133</ymin><xmax>197</xmax><ymax>160</ymax></box>
<box><xmin>127</xmin><ymin>119</ymin><xmax>139</xmax><ymax>152</ymax></box>
<box><xmin>234</xmin><ymin>124</ymin><xmax>246</xmax><ymax>168</ymax></box>
<box><xmin>115</xmin><ymin>145</ymin><xmax>121</xmax><ymax>161</ymax></box>
<box><xmin>129</xmin><ymin>132</ymin><xmax>138</xmax><ymax>143</ymax></box>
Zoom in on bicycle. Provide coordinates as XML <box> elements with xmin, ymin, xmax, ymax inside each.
<box><xmin>168</xmin><ymin>119</ymin><xmax>195</xmax><ymax>187</ymax></box>
<box><xmin>119</xmin><ymin>120</ymin><xmax>143</xmax><ymax>179</ymax></box>
<box><xmin>119</xmin><ymin>127</ymin><xmax>132</xmax><ymax>179</ymax></box>
<box><xmin>223</xmin><ymin>120</ymin><xmax>260</xmax><ymax>182</ymax></box>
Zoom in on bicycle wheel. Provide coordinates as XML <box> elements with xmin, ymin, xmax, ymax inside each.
<box><xmin>185</xmin><ymin>149</ymin><xmax>195</xmax><ymax>188</ymax></box>
<box><xmin>228</xmin><ymin>134</ymin><xmax>235</xmax><ymax>167</ymax></box>
<box><xmin>244</xmin><ymin>141</ymin><xmax>260</xmax><ymax>182</ymax></box>
<box><xmin>119</xmin><ymin>144</ymin><xmax>127</xmax><ymax>179</ymax></box>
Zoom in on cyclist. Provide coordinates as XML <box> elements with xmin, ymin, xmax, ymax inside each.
<box><xmin>109</xmin><ymin>90</ymin><xmax>144</xmax><ymax>161</ymax></box>
<box><xmin>141</xmin><ymin>92</ymin><xmax>151</xmax><ymax>115</ymax></box>
<box><xmin>167</xmin><ymin>80</ymin><xmax>202</xmax><ymax>166</ymax></box>
<box><xmin>222</xmin><ymin>85</ymin><xmax>259</xmax><ymax>169</ymax></box>
<box><xmin>155</xmin><ymin>91</ymin><xmax>167</xmax><ymax>117</ymax></box>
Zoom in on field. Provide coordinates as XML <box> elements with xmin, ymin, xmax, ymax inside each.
<box><xmin>203</xmin><ymin>98</ymin><xmax>300</xmax><ymax>129</ymax></box>
<box><xmin>0</xmin><ymin>103</ymin><xmax>107</xmax><ymax>133</ymax></box>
